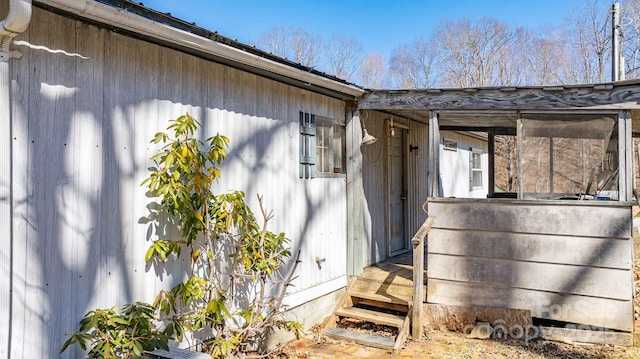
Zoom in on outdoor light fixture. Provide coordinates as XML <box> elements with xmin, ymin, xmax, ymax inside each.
<box><xmin>361</xmin><ymin>128</ymin><xmax>377</xmax><ymax>146</ymax></box>
<box><xmin>389</xmin><ymin>118</ymin><xmax>395</xmax><ymax>138</ymax></box>
<box><xmin>360</xmin><ymin>112</ymin><xmax>377</xmax><ymax>146</ymax></box>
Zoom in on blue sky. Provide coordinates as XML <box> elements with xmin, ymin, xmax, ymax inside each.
<box><xmin>141</xmin><ymin>0</ymin><xmax>585</xmax><ymax>59</ymax></box>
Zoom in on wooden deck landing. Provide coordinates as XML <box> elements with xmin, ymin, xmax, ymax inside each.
<box><xmin>355</xmin><ymin>253</ymin><xmax>427</xmax><ymax>302</ymax></box>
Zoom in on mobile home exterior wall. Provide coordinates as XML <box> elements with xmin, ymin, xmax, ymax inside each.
<box><xmin>3</xmin><ymin>5</ymin><xmax>352</xmax><ymax>358</ymax></box>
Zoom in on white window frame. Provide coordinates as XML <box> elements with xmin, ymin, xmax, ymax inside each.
<box><xmin>299</xmin><ymin>111</ymin><xmax>345</xmax><ymax>179</ymax></box>
<box><xmin>469</xmin><ymin>148</ymin><xmax>483</xmax><ymax>190</ymax></box>
<box><xmin>315</xmin><ymin>116</ymin><xmax>346</xmax><ymax>177</ymax></box>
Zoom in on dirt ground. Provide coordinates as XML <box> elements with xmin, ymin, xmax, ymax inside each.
<box><xmin>634</xmin><ymin>223</ymin><xmax>640</xmax><ymax>327</ymax></box>
<box><xmin>281</xmin><ymin>329</ymin><xmax>640</xmax><ymax>359</ymax></box>
<box><xmin>276</xmin><ymin>215</ymin><xmax>640</xmax><ymax>359</ymax></box>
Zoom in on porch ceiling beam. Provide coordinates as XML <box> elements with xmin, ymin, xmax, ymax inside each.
<box><xmin>358</xmin><ymin>81</ymin><xmax>640</xmax><ymax>111</ymax></box>
<box><xmin>439</xmin><ymin>126</ymin><xmax>516</xmax><ymax>135</ymax></box>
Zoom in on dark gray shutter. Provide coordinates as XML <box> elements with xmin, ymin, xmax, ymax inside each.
<box><xmin>299</xmin><ymin>112</ymin><xmax>305</xmax><ymax>178</ymax></box>
<box><xmin>469</xmin><ymin>147</ymin><xmax>473</xmax><ymax>191</ymax></box>
<box><xmin>299</xmin><ymin>112</ymin><xmax>316</xmax><ymax>178</ymax></box>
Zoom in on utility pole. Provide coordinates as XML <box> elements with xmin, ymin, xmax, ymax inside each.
<box><xmin>612</xmin><ymin>2</ymin><xmax>621</xmax><ymax>81</ymax></box>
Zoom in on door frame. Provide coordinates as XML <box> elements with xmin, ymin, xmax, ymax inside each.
<box><xmin>385</xmin><ymin>119</ymin><xmax>410</xmax><ymax>258</ymax></box>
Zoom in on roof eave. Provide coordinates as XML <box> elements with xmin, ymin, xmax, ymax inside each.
<box><xmin>359</xmin><ymin>81</ymin><xmax>640</xmax><ymax>111</ymax></box>
<box><xmin>35</xmin><ymin>0</ymin><xmax>365</xmax><ymax>99</ymax></box>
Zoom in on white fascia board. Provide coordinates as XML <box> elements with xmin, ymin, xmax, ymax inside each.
<box><xmin>282</xmin><ymin>275</ymin><xmax>347</xmax><ymax>309</ymax></box>
<box><xmin>37</xmin><ymin>0</ymin><xmax>365</xmax><ymax>98</ymax></box>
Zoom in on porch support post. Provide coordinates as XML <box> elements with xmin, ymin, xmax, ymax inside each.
<box><xmin>549</xmin><ymin>137</ymin><xmax>554</xmax><ymax>194</ymax></box>
<box><xmin>428</xmin><ymin>110</ymin><xmax>439</xmax><ymax>197</ymax></box>
<box><xmin>346</xmin><ymin>104</ymin><xmax>364</xmax><ymax>276</ymax></box>
<box><xmin>488</xmin><ymin>129</ymin><xmax>495</xmax><ymax>198</ymax></box>
<box><xmin>517</xmin><ymin>111</ymin><xmax>524</xmax><ymax>199</ymax></box>
<box><xmin>618</xmin><ymin>110</ymin><xmax>633</xmax><ymax>201</ymax></box>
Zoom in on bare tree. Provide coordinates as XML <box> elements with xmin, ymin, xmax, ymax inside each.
<box><xmin>324</xmin><ymin>34</ymin><xmax>363</xmax><ymax>80</ymax></box>
<box><xmin>564</xmin><ymin>0</ymin><xmax>611</xmax><ymax>83</ymax></box>
<box><xmin>389</xmin><ymin>36</ymin><xmax>439</xmax><ymax>88</ymax></box>
<box><xmin>621</xmin><ymin>0</ymin><xmax>640</xmax><ymax>79</ymax></box>
<box><xmin>254</xmin><ymin>27</ymin><xmax>290</xmax><ymax>59</ymax></box>
<box><xmin>357</xmin><ymin>53</ymin><xmax>388</xmax><ymax>88</ymax></box>
<box><xmin>521</xmin><ymin>28</ymin><xmax>570</xmax><ymax>85</ymax></box>
<box><xmin>434</xmin><ymin>18</ymin><xmax>516</xmax><ymax>87</ymax></box>
<box><xmin>253</xmin><ymin>3</ymin><xmax>618</xmax><ymax>89</ymax></box>
<box><xmin>495</xmin><ymin>27</ymin><xmax>527</xmax><ymax>86</ymax></box>
<box><xmin>289</xmin><ymin>27</ymin><xmax>322</xmax><ymax>68</ymax></box>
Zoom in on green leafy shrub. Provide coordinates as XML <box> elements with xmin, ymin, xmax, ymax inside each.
<box><xmin>60</xmin><ymin>303</ymin><xmax>170</xmax><ymax>358</ymax></box>
<box><xmin>62</xmin><ymin>113</ymin><xmax>302</xmax><ymax>358</ymax></box>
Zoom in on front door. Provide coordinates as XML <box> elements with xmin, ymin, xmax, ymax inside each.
<box><xmin>388</xmin><ymin>127</ymin><xmax>408</xmax><ymax>256</ymax></box>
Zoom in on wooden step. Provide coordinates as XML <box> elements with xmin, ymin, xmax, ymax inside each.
<box><xmin>324</xmin><ymin>327</ymin><xmax>395</xmax><ymax>350</ymax></box>
<box><xmin>349</xmin><ymin>289</ymin><xmax>410</xmax><ymax>306</ymax></box>
<box><xmin>349</xmin><ymin>290</ymin><xmax>410</xmax><ymax>313</ymax></box>
<box><xmin>323</xmin><ymin>276</ymin><xmax>412</xmax><ymax>351</ymax></box>
<box><xmin>335</xmin><ymin>306</ymin><xmax>405</xmax><ymax>328</ymax></box>
<box><xmin>350</xmin><ymin>279</ymin><xmax>417</xmax><ymax>298</ymax></box>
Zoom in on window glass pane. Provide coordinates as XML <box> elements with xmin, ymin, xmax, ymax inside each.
<box><xmin>319</xmin><ymin>148</ymin><xmax>331</xmax><ymax>172</ymax></box>
<box><xmin>472</xmin><ymin>153</ymin><xmax>482</xmax><ymax>169</ymax></box>
<box><xmin>317</xmin><ymin>125</ymin><xmax>327</xmax><ymax>147</ymax></box>
<box><xmin>332</xmin><ymin>125</ymin><xmax>343</xmax><ymax>173</ymax></box>
<box><xmin>316</xmin><ymin>124</ymin><xmax>331</xmax><ymax>173</ymax></box>
<box><xmin>444</xmin><ymin>138</ymin><xmax>458</xmax><ymax>151</ymax></box>
<box><xmin>314</xmin><ymin>119</ymin><xmax>346</xmax><ymax>175</ymax></box>
<box><xmin>473</xmin><ymin>170</ymin><xmax>482</xmax><ymax>187</ymax></box>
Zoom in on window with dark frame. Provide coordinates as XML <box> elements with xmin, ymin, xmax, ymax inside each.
<box><xmin>444</xmin><ymin>138</ymin><xmax>458</xmax><ymax>151</ymax></box>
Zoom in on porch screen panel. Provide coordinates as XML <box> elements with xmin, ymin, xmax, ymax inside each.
<box><xmin>520</xmin><ymin>115</ymin><xmax>616</xmax><ymax>200</ymax></box>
